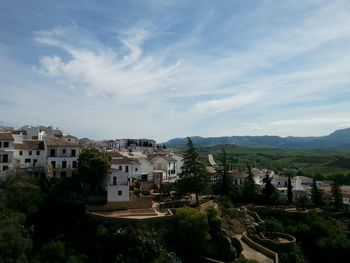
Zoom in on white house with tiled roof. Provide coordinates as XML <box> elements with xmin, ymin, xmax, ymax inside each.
<box><xmin>14</xmin><ymin>140</ymin><xmax>46</xmax><ymax>169</ymax></box>
<box><xmin>62</xmin><ymin>135</ymin><xmax>79</xmax><ymax>144</ymax></box>
<box><xmin>108</xmin><ymin>152</ymin><xmax>141</xmax><ymax>179</ymax></box>
<box><xmin>106</xmin><ymin>169</ymin><xmax>130</xmax><ymax>202</ymax></box>
<box><xmin>0</xmin><ymin>132</ymin><xmax>14</xmax><ymax>172</ymax></box>
<box><xmin>46</xmin><ymin>137</ymin><xmax>81</xmax><ymax>178</ymax></box>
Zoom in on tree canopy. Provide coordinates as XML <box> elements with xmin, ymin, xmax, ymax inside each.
<box><xmin>78</xmin><ymin>147</ymin><xmax>110</xmax><ymax>192</ymax></box>
<box><xmin>243</xmin><ymin>165</ymin><xmax>257</xmax><ymax>202</ymax></box>
<box><xmin>177</xmin><ymin>138</ymin><xmax>210</xmax><ymax>206</ymax></box>
<box><xmin>310</xmin><ymin>179</ymin><xmax>324</xmax><ymax>207</ymax></box>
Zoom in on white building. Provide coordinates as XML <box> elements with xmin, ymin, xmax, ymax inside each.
<box><xmin>46</xmin><ymin>137</ymin><xmax>81</xmax><ymax>178</ymax></box>
<box><xmin>109</xmin><ymin>152</ymin><xmax>141</xmax><ymax>179</ymax></box>
<box><xmin>151</xmin><ymin>155</ymin><xmax>177</xmax><ymax>180</ymax></box>
<box><xmin>0</xmin><ymin>132</ymin><xmax>14</xmax><ymax>172</ymax></box>
<box><xmin>14</xmin><ymin>140</ymin><xmax>46</xmax><ymax>169</ymax></box>
<box><xmin>106</xmin><ymin>169</ymin><xmax>130</xmax><ymax>202</ymax></box>
<box><xmin>62</xmin><ymin>135</ymin><xmax>79</xmax><ymax>144</ymax></box>
<box><xmin>102</xmin><ymin>140</ymin><xmax>121</xmax><ymax>150</ymax></box>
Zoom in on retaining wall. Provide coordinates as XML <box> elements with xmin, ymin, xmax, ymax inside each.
<box><xmin>86</xmin><ymin>196</ymin><xmax>153</xmax><ymax>211</ymax></box>
<box><xmin>241</xmin><ymin>231</ymin><xmax>279</xmax><ymax>263</ymax></box>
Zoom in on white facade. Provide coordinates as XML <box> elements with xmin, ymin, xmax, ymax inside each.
<box><xmin>107</xmin><ymin>170</ymin><xmax>130</xmax><ymax>202</ymax></box>
<box><xmin>0</xmin><ymin>133</ymin><xmax>14</xmax><ymax>172</ymax></box>
<box><xmin>46</xmin><ymin>138</ymin><xmax>81</xmax><ymax>178</ymax></box>
<box><xmin>171</xmin><ymin>153</ymin><xmax>183</xmax><ymax>175</ymax></box>
<box><xmin>62</xmin><ymin>135</ymin><xmax>79</xmax><ymax>144</ymax></box>
<box><xmin>13</xmin><ymin>140</ymin><xmax>46</xmax><ymax>169</ymax></box>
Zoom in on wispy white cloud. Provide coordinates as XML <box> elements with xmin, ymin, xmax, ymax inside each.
<box><xmin>2</xmin><ymin>0</ymin><xmax>350</xmax><ymax>141</ymax></box>
<box><xmin>35</xmin><ymin>26</ymin><xmax>183</xmax><ymax>97</ymax></box>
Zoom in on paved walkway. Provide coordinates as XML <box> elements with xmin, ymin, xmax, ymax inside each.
<box><xmin>234</xmin><ymin>235</ymin><xmax>273</xmax><ymax>263</ymax></box>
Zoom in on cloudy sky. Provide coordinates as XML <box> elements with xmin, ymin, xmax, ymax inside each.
<box><xmin>1</xmin><ymin>0</ymin><xmax>350</xmax><ymax>142</ymax></box>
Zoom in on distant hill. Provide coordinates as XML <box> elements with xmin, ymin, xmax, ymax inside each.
<box><xmin>164</xmin><ymin>128</ymin><xmax>350</xmax><ymax>149</ymax></box>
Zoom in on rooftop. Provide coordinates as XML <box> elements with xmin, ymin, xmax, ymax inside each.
<box><xmin>47</xmin><ymin>137</ymin><xmax>80</xmax><ymax>147</ymax></box>
<box><xmin>15</xmin><ymin>140</ymin><xmax>45</xmax><ymax>150</ymax></box>
<box><xmin>0</xmin><ymin>132</ymin><xmax>14</xmax><ymax>140</ymax></box>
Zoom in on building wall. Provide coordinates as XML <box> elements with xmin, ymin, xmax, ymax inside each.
<box><xmin>110</xmin><ymin>162</ymin><xmax>141</xmax><ymax>179</ymax></box>
<box><xmin>171</xmin><ymin>153</ymin><xmax>183</xmax><ymax>175</ymax></box>
<box><xmin>107</xmin><ymin>171</ymin><xmax>130</xmax><ymax>202</ymax></box>
<box><xmin>46</xmin><ymin>145</ymin><xmax>80</xmax><ymax>177</ymax></box>
<box><xmin>0</xmin><ymin>139</ymin><xmax>14</xmax><ymax>171</ymax></box>
<box><xmin>13</xmin><ymin>149</ymin><xmax>46</xmax><ymax>168</ymax></box>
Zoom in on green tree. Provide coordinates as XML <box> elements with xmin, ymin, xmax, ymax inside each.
<box><xmin>78</xmin><ymin>147</ymin><xmax>110</xmax><ymax>192</ymax></box>
<box><xmin>295</xmin><ymin>195</ymin><xmax>311</xmax><ymax>210</ymax></box>
<box><xmin>310</xmin><ymin>179</ymin><xmax>324</xmax><ymax>207</ymax></box>
<box><xmin>171</xmin><ymin>207</ymin><xmax>209</xmax><ymax>261</ymax></box>
<box><xmin>243</xmin><ymin>165</ymin><xmax>257</xmax><ymax>202</ymax></box>
<box><xmin>2</xmin><ymin>172</ymin><xmax>43</xmax><ymax>217</ymax></box>
<box><xmin>261</xmin><ymin>172</ymin><xmax>279</xmax><ymax>205</ymax></box>
<box><xmin>177</xmin><ymin>138</ymin><xmax>210</xmax><ymax>207</ymax></box>
<box><xmin>32</xmin><ymin>240</ymin><xmax>85</xmax><ymax>263</ymax></box>
<box><xmin>287</xmin><ymin>174</ymin><xmax>293</xmax><ymax>204</ymax></box>
<box><xmin>0</xmin><ymin>208</ymin><xmax>32</xmax><ymax>263</ymax></box>
<box><xmin>332</xmin><ymin>180</ymin><xmax>343</xmax><ymax>210</ymax></box>
<box><xmin>217</xmin><ymin>149</ymin><xmax>232</xmax><ymax>196</ymax></box>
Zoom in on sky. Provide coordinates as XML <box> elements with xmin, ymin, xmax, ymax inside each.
<box><xmin>1</xmin><ymin>0</ymin><xmax>350</xmax><ymax>142</ymax></box>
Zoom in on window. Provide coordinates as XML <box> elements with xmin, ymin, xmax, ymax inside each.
<box><xmin>4</xmin><ymin>142</ymin><xmax>9</xmax><ymax>148</ymax></box>
<box><xmin>125</xmin><ymin>166</ymin><xmax>129</xmax><ymax>173</ymax></box>
<box><xmin>113</xmin><ymin>177</ymin><xmax>117</xmax><ymax>185</ymax></box>
<box><xmin>3</xmin><ymin>166</ymin><xmax>8</xmax><ymax>171</ymax></box>
<box><xmin>119</xmin><ymin>165</ymin><xmax>122</xmax><ymax>170</ymax></box>
<box><xmin>51</xmin><ymin>161</ymin><xmax>56</xmax><ymax>168</ymax></box>
<box><xmin>50</xmin><ymin>149</ymin><xmax>56</xmax><ymax>157</ymax></box>
<box><xmin>25</xmin><ymin>159</ymin><xmax>31</xmax><ymax>163</ymax></box>
<box><xmin>62</xmin><ymin>161</ymin><xmax>67</xmax><ymax>168</ymax></box>
<box><xmin>62</xmin><ymin>149</ymin><xmax>66</xmax><ymax>154</ymax></box>
<box><xmin>0</xmin><ymin>142</ymin><xmax>2</xmax><ymax>147</ymax></box>
<box><xmin>72</xmin><ymin>161</ymin><xmax>77</xmax><ymax>168</ymax></box>
<box><xmin>33</xmin><ymin>159</ymin><xmax>37</xmax><ymax>167</ymax></box>
<box><xmin>2</xmin><ymin>154</ymin><xmax>8</xmax><ymax>163</ymax></box>
<box><xmin>36</xmin><ymin>151</ymin><xmax>40</xmax><ymax>156</ymax></box>
<box><xmin>71</xmin><ymin>149</ymin><xmax>76</xmax><ymax>157</ymax></box>
<box><xmin>60</xmin><ymin>171</ymin><xmax>67</xmax><ymax>177</ymax></box>
<box><xmin>29</xmin><ymin>151</ymin><xmax>32</xmax><ymax>156</ymax></box>
<box><xmin>135</xmin><ymin>167</ymin><xmax>138</xmax><ymax>171</ymax></box>
<box><xmin>118</xmin><ymin>190</ymin><xmax>122</xmax><ymax>196</ymax></box>
<box><xmin>141</xmin><ymin>174</ymin><xmax>148</xmax><ymax>182</ymax></box>
<box><xmin>19</xmin><ymin>151</ymin><xmax>23</xmax><ymax>156</ymax></box>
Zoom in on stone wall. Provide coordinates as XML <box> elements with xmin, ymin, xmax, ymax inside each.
<box><xmin>242</xmin><ymin>231</ymin><xmax>279</xmax><ymax>263</ymax></box>
<box><xmin>86</xmin><ymin>196</ymin><xmax>153</xmax><ymax>211</ymax></box>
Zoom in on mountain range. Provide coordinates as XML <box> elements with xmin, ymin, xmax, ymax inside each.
<box><xmin>164</xmin><ymin>128</ymin><xmax>350</xmax><ymax>149</ymax></box>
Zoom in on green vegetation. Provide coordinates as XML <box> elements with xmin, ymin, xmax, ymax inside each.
<box><xmin>310</xmin><ymin>179</ymin><xmax>324</xmax><ymax>207</ymax></box>
<box><xmin>196</xmin><ymin>144</ymin><xmax>350</xmax><ymax>178</ymax></box>
<box><xmin>243</xmin><ymin>165</ymin><xmax>258</xmax><ymax>202</ymax></box>
<box><xmin>78</xmin><ymin>147</ymin><xmax>110</xmax><ymax>192</ymax></box>
<box><xmin>177</xmin><ymin>138</ymin><xmax>210</xmax><ymax>206</ymax></box>
<box><xmin>253</xmin><ymin>207</ymin><xmax>350</xmax><ymax>263</ymax></box>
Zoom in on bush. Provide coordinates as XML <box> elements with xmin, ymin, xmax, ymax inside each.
<box><xmin>230</xmin><ymin>236</ymin><xmax>243</xmax><ymax>256</ymax></box>
<box><xmin>264</xmin><ymin>218</ymin><xmax>284</xmax><ymax>233</ymax></box>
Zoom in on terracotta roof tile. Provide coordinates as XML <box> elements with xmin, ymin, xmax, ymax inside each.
<box><xmin>47</xmin><ymin>137</ymin><xmax>80</xmax><ymax>147</ymax></box>
<box><xmin>0</xmin><ymin>132</ymin><xmax>14</xmax><ymax>140</ymax></box>
<box><xmin>15</xmin><ymin>140</ymin><xmax>45</xmax><ymax>150</ymax></box>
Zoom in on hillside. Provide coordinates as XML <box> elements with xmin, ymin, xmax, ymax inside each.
<box><xmin>165</xmin><ymin>128</ymin><xmax>350</xmax><ymax>149</ymax></box>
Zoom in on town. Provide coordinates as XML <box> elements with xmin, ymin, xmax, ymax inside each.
<box><xmin>1</xmin><ymin>124</ymin><xmax>350</xmax><ymax>263</ymax></box>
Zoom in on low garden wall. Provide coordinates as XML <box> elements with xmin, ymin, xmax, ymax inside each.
<box><xmin>252</xmin><ymin>232</ymin><xmax>296</xmax><ymax>250</ymax></box>
<box><xmin>86</xmin><ymin>196</ymin><xmax>153</xmax><ymax>211</ymax></box>
<box><xmin>241</xmin><ymin>231</ymin><xmax>279</xmax><ymax>263</ymax></box>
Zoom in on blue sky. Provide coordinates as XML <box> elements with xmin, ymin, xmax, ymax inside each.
<box><xmin>1</xmin><ymin>0</ymin><xmax>350</xmax><ymax>142</ymax></box>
